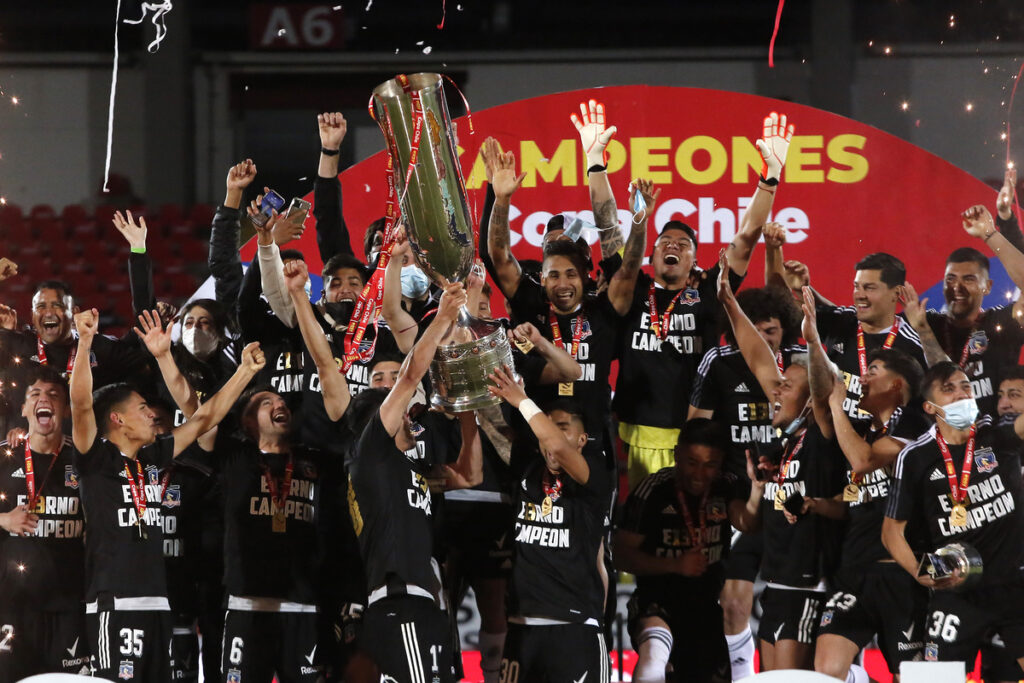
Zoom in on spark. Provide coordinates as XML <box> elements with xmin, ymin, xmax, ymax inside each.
<box><xmin>966</xmin><ymin>102</ymin><xmax>974</xmax><ymax>112</ymax></box>
<box><xmin>996</xmin><ymin>324</ymin><xmax>1003</xmax><ymax>331</ymax></box>
<box><xmin>16</xmin><ymin>563</ymin><xmax>24</xmax><ymax>572</ymax></box>
<box><xmin>3</xmin><ymin>449</ymin><xmax>9</xmax><ymax>456</ymax></box>
<box><xmin>0</xmin><ymin>493</ymin><xmax>5</xmax><ymax>501</ymax></box>
<box><xmin>1007</xmin><ymin>291</ymin><xmax>1014</xmax><ymax>300</ymax></box>
<box><xmin>985</xmin><ymin>68</ymin><xmax>990</xmax><ymax>74</ymax></box>
<box><xmin>901</xmin><ymin>101</ymin><xmax>909</xmax><ymax>111</ymax></box>
<box><xmin>0</xmin><ymin>197</ymin><xmax>6</xmax><ymax>205</ymax></box>
<box><xmin>883</xmin><ymin>46</ymin><xmax>892</xmax><ymax>55</ymax></box>
<box><xmin>1010</xmin><ymin>161</ymin><xmax>1016</xmax><ymax>170</ymax></box>
<box><xmin>10</xmin><ymin>96</ymin><xmax>18</xmax><ymax>105</ymax></box>
<box><xmin>868</xmin><ymin>40</ymin><xmax>874</xmax><ymax>47</ymax></box>
<box><xmin>457</xmin><ymin>3</ymin><xmax>462</xmax><ymax>8</ymax></box>
<box><xmin>1003</xmin><ymin>132</ymin><xmax>1009</xmax><ymax>141</ymax></box>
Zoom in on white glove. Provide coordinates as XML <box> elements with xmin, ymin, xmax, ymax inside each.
<box><xmin>571</xmin><ymin>99</ymin><xmax>617</xmax><ymax>168</ymax></box>
<box><xmin>755</xmin><ymin>111</ymin><xmax>794</xmax><ymax>182</ymax></box>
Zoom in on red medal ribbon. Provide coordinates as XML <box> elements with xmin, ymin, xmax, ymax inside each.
<box><xmin>36</xmin><ymin>336</ymin><xmax>76</xmax><ymax>376</ymax></box>
<box><xmin>549</xmin><ymin>306</ymin><xmax>584</xmax><ymax>360</ymax></box>
<box><xmin>123</xmin><ymin>459</ymin><xmax>148</xmax><ymax>529</ymax></box>
<box><xmin>856</xmin><ymin>320</ymin><xmax>899</xmax><ymax>376</ymax></box>
<box><xmin>935</xmin><ymin>425</ymin><xmax>976</xmax><ymax>505</ymax></box>
<box><xmin>648</xmin><ymin>283</ymin><xmax>686</xmax><ymax>340</ymax></box>
<box><xmin>951</xmin><ymin>320</ymin><xmax>981</xmax><ymax>370</ymax></box>
<box><xmin>24</xmin><ymin>442</ymin><xmax>58</xmax><ymax>512</ymax></box>
<box><xmin>159</xmin><ymin>469</ymin><xmax>172</xmax><ymax>506</ymax></box>
<box><xmin>542</xmin><ymin>472</ymin><xmax>563</xmax><ymax>501</ymax></box>
<box><xmin>676</xmin><ymin>487</ymin><xmax>708</xmax><ymax>549</ymax></box>
<box><xmin>776</xmin><ymin>431</ymin><xmax>807</xmax><ymax>483</ymax></box>
<box><xmin>262</xmin><ymin>454</ymin><xmax>294</xmax><ymax>513</ymax></box>
<box><xmin>775</xmin><ymin>351</ymin><xmax>785</xmax><ymax>373</ymax></box>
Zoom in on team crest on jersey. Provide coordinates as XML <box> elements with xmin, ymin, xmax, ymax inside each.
<box><xmin>708</xmin><ymin>498</ymin><xmax>727</xmax><ymax>522</ymax></box>
<box><xmin>118</xmin><ymin>661</ymin><xmax>134</xmax><ymax>679</ymax></box>
<box><xmin>925</xmin><ymin>642</ymin><xmax>938</xmax><ymax>661</ymax></box>
<box><xmin>820</xmin><ymin>610</ymin><xmax>833</xmax><ymax>627</ymax></box>
<box><xmin>975</xmin><ymin>448</ymin><xmax>997</xmax><ymax>473</ymax></box>
<box><xmin>64</xmin><ymin>465</ymin><xmax>79</xmax><ymax>489</ymax></box>
<box><xmin>162</xmin><ymin>485</ymin><xmax>181</xmax><ymax>508</ymax></box>
<box><xmin>227</xmin><ymin>668</ymin><xmax>242</xmax><ymax>683</ymax></box>
<box><xmin>679</xmin><ymin>288</ymin><xmax>701</xmax><ymax>306</ymax></box>
<box><xmin>146</xmin><ymin>466</ymin><xmax>159</xmax><ymax>486</ymax></box>
<box><xmin>967</xmin><ymin>330</ymin><xmax>989</xmax><ymax>355</ymax></box>
<box><xmin>578</xmin><ymin>318</ymin><xmax>594</xmax><ymax>342</ymax></box>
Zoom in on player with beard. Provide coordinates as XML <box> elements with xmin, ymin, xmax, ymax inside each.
<box><xmin>789</xmin><ymin>253</ymin><xmax>927</xmax><ymax>419</ymax></box>
<box><xmin>884</xmin><ymin>362</ymin><xmax>1024</xmax><ymax>671</ymax></box>
<box><xmin>0</xmin><ymin>280</ymin><xmax>149</xmax><ymax>431</ymax></box>
<box><xmin>718</xmin><ymin>256</ymin><xmax>848</xmax><ymax>671</ymax></box>
<box><xmin>347</xmin><ymin>281</ymin><xmax>483</xmax><ymax>683</ymax></box>
<box><xmin>615</xmin><ymin>418</ymin><xmax>765</xmax><ymax>683</ymax></box>
<box><xmin>801</xmin><ymin>289</ymin><xmax>930</xmax><ymax>682</ymax></box>
<box><xmin>617</xmin><ymin>113</ymin><xmax>794</xmax><ymax>489</ymax></box>
<box><xmin>487</xmin><ymin>366</ymin><xmax>612</xmax><ymax>681</ymax></box>
<box><xmin>688</xmin><ymin>281</ymin><xmax>803</xmax><ymax>681</ymax></box>
<box><xmin>0</xmin><ymin>366</ymin><xmax>90</xmax><ymax>679</ymax></box>
<box><xmin>900</xmin><ymin>204</ymin><xmax>1024</xmax><ymax>416</ymax></box>
<box><xmin>69</xmin><ymin>308</ymin><xmax>264</xmax><ymax>682</ymax></box>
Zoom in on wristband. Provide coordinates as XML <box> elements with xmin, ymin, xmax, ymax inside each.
<box><xmin>983</xmin><ymin>231</ymin><xmax>996</xmax><ymax>242</ymax></box>
<box><xmin>519</xmin><ymin>399</ymin><xmax>542</xmax><ymax>423</ymax></box>
<box><xmin>758</xmin><ymin>174</ymin><xmax>780</xmax><ymax>186</ymax></box>
<box><xmin>320</xmin><ymin>147</ymin><xmax>340</xmax><ymax>156</ymax></box>
<box><xmin>130</xmin><ymin>246</ymin><xmax>146</xmax><ymax>254</ymax></box>
<box><xmin>587</xmin><ymin>164</ymin><xmax>607</xmax><ymax>176</ymax></box>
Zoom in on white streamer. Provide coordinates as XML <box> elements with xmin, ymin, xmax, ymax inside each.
<box><xmin>123</xmin><ymin>1</ymin><xmax>174</xmax><ymax>53</ymax></box>
<box><xmin>102</xmin><ymin>0</ymin><xmax>122</xmax><ymax>193</ymax></box>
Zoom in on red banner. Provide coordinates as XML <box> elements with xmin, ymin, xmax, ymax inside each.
<box><xmin>244</xmin><ymin>85</ymin><xmax>1000</xmax><ymax>316</ymax></box>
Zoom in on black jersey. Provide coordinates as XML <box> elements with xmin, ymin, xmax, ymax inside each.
<box><xmin>509</xmin><ymin>452</ymin><xmax>610</xmax><ymax>624</ymax></box>
<box><xmin>0</xmin><ymin>437</ymin><xmax>85</xmax><ymax>611</ymax></box>
<box><xmin>815</xmin><ymin>307</ymin><xmax>927</xmax><ymax>418</ymax></box>
<box><xmin>315</xmin><ymin>311</ymin><xmax>401</xmax><ymax>397</ymax></box>
<box><xmin>619</xmin><ymin>467</ymin><xmax>749</xmax><ymax>601</ymax></box>
<box><xmin>349</xmin><ymin>412</ymin><xmax>440</xmax><ymax>597</ymax></box>
<box><xmin>220</xmin><ymin>440</ymin><xmax>326</xmax><ymax>604</ymax></box>
<box><xmin>839</xmin><ymin>408</ymin><xmax>929</xmax><ymax>569</ymax></box>
<box><xmin>926</xmin><ymin>307</ymin><xmax>1024</xmax><ymax>417</ymax></box>
<box><xmin>444</xmin><ymin>405</ymin><xmax>514</xmax><ymax>505</ymax></box>
<box><xmin>887</xmin><ymin>415</ymin><xmax>1024</xmax><ymax>586</ymax></box>
<box><xmin>691</xmin><ymin>343</ymin><xmax>803</xmax><ymax>477</ymax></box>
<box><xmin>615</xmin><ymin>266</ymin><xmax>742</xmax><ymax>428</ymax></box>
<box><xmin>74</xmin><ymin>434</ymin><xmax>175</xmax><ymax>602</ymax></box>
<box><xmin>760</xmin><ymin>422</ymin><xmax>847</xmax><ymax>587</ymax></box>
<box><xmin>159</xmin><ymin>447</ymin><xmax>215</xmax><ymax>616</ymax></box>
<box><xmin>508</xmin><ymin>287</ymin><xmax>622</xmax><ymax>445</ymax></box>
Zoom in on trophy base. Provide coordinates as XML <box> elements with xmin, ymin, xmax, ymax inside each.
<box><xmin>429</xmin><ymin>313</ymin><xmax>516</xmax><ymax>413</ymax></box>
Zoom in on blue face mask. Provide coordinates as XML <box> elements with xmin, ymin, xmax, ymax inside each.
<box><xmin>931</xmin><ymin>398</ymin><xmax>979</xmax><ymax>430</ymax></box>
<box><xmin>401</xmin><ymin>265</ymin><xmax>430</xmax><ymax>299</ymax></box>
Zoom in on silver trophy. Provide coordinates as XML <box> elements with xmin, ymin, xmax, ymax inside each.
<box><xmin>919</xmin><ymin>542</ymin><xmax>983</xmax><ymax>590</ymax></box>
<box><xmin>372</xmin><ymin>73</ymin><xmax>515</xmax><ymax>412</ymax></box>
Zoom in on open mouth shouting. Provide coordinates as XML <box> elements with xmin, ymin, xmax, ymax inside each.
<box><xmin>271</xmin><ymin>407</ymin><xmax>290</xmax><ymax>425</ymax></box>
<box><xmin>34</xmin><ymin>405</ymin><xmax>55</xmax><ymax>430</ymax></box>
<box><xmin>663</xmin><ymin>253</ymin><xmax>680</xmax><ymax>266</ymax></box>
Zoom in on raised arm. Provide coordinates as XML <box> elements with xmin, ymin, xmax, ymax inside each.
<box><xmin>284</xmin><ymin>260</ymin><xmax>351</xmax><ymax>422</ymax></box>
<box><xmin>171</xmin><ymin>343</ymin><xmax>264</xmax><ymax>456</ymax></box>
<box><xmin>477</xmin><ymin>139</ymin><xmax>501</xmax><ymax>283</ymax></box>
<box><xmin>996</xmin><ymin>168</ymin><xmax>1024</xmax><ymax>252</ymax></box>
<box><xmin>488</xmin><ymin>364</ymin><xmax>590</xmax><ymax>485</ymax></box>
<box><xmin>511</xmin><ymin>322</ymin><xmax>582</xmax><ymax>384</ymax></box>
<box><xmin>114</xmin><ymin>210</ymin><xmax>155</xmax><ymax>317</ymax></box>
<box><xmin>571</xmin><ymin>99</ymin><xmax>622</xmax><ymax>260</ymax></box>
<box><xmin>486</xmin><ymin>148</ymin><xmax>526</xmax><ymax>299</ymax></box>
<box><xmin>0</xmin><ymin>257</ymin><xmax>17</xmax><ymax>282</ymax></box>
<box><xmin>210</xmin><ymin>160</ymin><xmax>257</xmax><ymax>309</ymax></box>
<box><xmin>70</xmin><ymin>309</ymin><xmax>100</xmax><ymax>453</ymax></box>
<box><xmin>438</xmin><ymin>412</ymin><xmax>484</xmax><ymax>490</ymax></box>
<box><xmin>380</xmin><ymin>225</ymin><xmax>419</xmax><ymax>354</ymax></box>
<box><xmin>379</xmin><ymin>282</ymin><xmax>466</xmax><ymax>436</ymax></box>
<box><xmin>135</xmin><ymin>310</ymin><xmax>198</xmax><ymax>416</ymax></box>
<box><xmin>900</xmin><ymin>282</ymin><xmax>950</xmax><ymax>367</ymax></box>
<box><xmin>314</xmin><ymin>112</ymin><xmax>355</xmax><ymax>260</ymax></box>
<box><xmin>253</xmin><ymin>209</ymin><xmax>297</xmax><ymax>328</ymax></box>
<box><xmin>608</xmin><ymin>179</ymin><xmax>658</xmax><ymax>315</ymax></box>
<box><xmin>962</xmin><ymin>204</ymin><xmax>1024</xmax><ymax>297</ymax></box>
<box><xmin>801</xmin><ymin>287</ymin><xmax>838</xmax><ymax>434</ymax></box>
<box><xmin>763</xmin><ymin>222</ymin><xmax>787</xmax><ymax>289</ymax></box>
<box><xmin>717</xmin><ymin>252</ymin><xmax>784</xmax><ymax>397</ymax></box>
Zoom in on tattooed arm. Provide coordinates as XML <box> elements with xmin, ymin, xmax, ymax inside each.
<box><xmin>608</xmin><ymin>179</ymin><xmax>659</xmax><ymax>315</ymax></box>
<box><xmin>590</xmin><ymin>169</ymin><xmax>624</xmax><ymax>260</ymax></box>
<box><xmin>486</xmin><ymin>149</ymin><xmax>526</xmax><ymax>299</ymax></box>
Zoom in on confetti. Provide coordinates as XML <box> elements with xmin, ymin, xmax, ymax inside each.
<box><xmin>278</xmin><ymin>28</ymin><xmax>286</xmax><ymax>36</ymax></box>
<box><xmin>422</xmin><ymin>46</ymin><xmax>432</xmax><ymax>54</ymax></box>
<box><xmin>416</xmin><ymin>41</ymin><xmax>424</xmax><ymax>45</ymax></box>
<box><xmin>333</xmin><ymin>4</ymin><xmax>342</xmax><ymax>9</ymax></box>
<box><xmin>768</xmin><ymin>0</ymin><xmax>785</xmax><ymax>68</ymax></box>
<box><xmin>437</xmin><ymin>0</ymin><xmax>447</xmax><ymax>29</ymax></box>
<box><xmin>365</xmin><ymin>0</ymin><xmax>372</xmax><ymax>9</ymax></box>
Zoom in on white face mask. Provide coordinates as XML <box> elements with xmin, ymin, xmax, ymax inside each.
<box><xmin>931</xmin><ymin>397</ymin><xmax>979</xmax><ymax>430</ymax></box>
<box><xmin>182</xmin><ymin>327</ymin><xmax>219</xmax><ymax>361</ymax></box>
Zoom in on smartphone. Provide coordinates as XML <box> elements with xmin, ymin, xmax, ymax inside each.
<box><xmin>252</xmin><ymin>190</ymin><xmax>286</xmax><ymax>227</ymax></box>
<box><xmin>286</xmin><ymin>197</ymin><xmax>311</xmax><ymax>224</ymax></box>
<box><xmin>783</xmin><ymin>492</ymin><xmax>805</xmax><ymax>517</ymax></box>
<box><xmin>918</xmin><ymin>552</ymin><xmax>955</xmax><ymax>580</ymax></box>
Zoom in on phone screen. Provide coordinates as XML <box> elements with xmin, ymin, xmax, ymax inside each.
<box><xmin>261</xmin><ymin>191</ymin><xmax>286</xmax><ymax>217</ymax></box>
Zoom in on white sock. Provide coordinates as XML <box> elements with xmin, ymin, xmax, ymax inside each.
<box><xmin>845</xmin><ymin>663</ymin><xmax>868</xmax><ymax>683</ymax></box>
<box><xmin>633</xmin><ymin>626</ymin><xmax>672</xmax><ymax>683</ymax></box>
<box><xmin>478</xmin><ymin>629</ymin><xmax>506</xmax><ymax>683</ymax></box>
<box><xmin>725</xmin><ymin>627</ymin><xmax>756</xmax><ymax>681</ymax></box>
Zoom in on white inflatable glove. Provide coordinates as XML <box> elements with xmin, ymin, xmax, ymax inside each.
<box><xmin>571</xmin><ymin>99</ymin><xmax>617</xmax><ymax>169</ymax></box>
<box><xmin>755</xmin><ymin>111</ymin><xmax>795</xmax><ymax>182</ymax></box>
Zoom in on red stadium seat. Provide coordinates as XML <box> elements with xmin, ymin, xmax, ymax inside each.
<box><xmin>32</xmin><ymin>218</ymin><xmax>62</xmax><ymax>240</ymax></box>
<box><xmin>81</xmin><ymin>241</ymin><xmax>112</xmax><ymax>263</ymax></box>
<box><xmin>5</xmin><ymin>221</ymin><xmax>33</xmax><ymax>247</ymax></box>
<box><xmin>61</xmin><ymin>204</ymin><xmax>92</xmax><ymax>231</ymax></box>
<box><xmin>94</xmin><ymin>205</ymin><xmax>117</xmax><ymax>231</ymax></box>
<box><xmin>179</xmin><ymin>239</ymin><xmax>209</xmax><ymax>263</ymax></box>
<box><xmin>29</xmin><ymin>204</ymin><xmax>57</xmax><ymax>222</ymax></box>
<box><xmin>157</xmin><ymin>203</ymin><xmax>184</xmax><ymax>226</ymax></box>
<box><xmin>0</xmin><ymin>204</ymin><xmax>24</xmax><ymax>227</ymax></box>
<box><xmin>187</xmin><ymin>204</ymin><xmax>215</xmax><ymax>228</ymax></box>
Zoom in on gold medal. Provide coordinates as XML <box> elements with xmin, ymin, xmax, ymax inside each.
<box><xmin>541</xmin><ymin>495</ymin><xmax>553</xmax><ymax>517</ymax></box>
<box><xmin>843</xmin><ymin>484</ymin><xmax>860</xmax><ymax>503</ymax></box>
<box><xmin>512</xmin><ymin>335</ymin><xmax>535</xmax><ymax>354</ymax></box>
<box><xmin>558</xmin><ymin>382</ymin><xmax>574</xmax><ymax>396</ymax></box>
<box><xmin>774</xmin><ymin>488</ymin><xmax>787</xmax><ymax>511</ymax></box>
<box><xmin>950</xmin><ymin>503</ymin><xmax>968</xmax><ymax>528</ymax></box>
<box><xmin>272</xmin><ymin>505</ymin><xmax>287</xmax><ymax>533</ymax></box>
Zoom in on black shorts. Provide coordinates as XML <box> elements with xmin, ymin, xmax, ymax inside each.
<box><xmin>723</xmin><ymin>530</ymin><xmax>763</xmax><ymax>583</ymax></box>
<box><xmin>358</xmin><ymin>596</ymin><xmax>455</xmax><ymax>683</ymax></box>
<box><xmin>170</xmin><ymin>619</ymin><xmax>200</xmax><ymax>683</ymax></box>
<box><xmin>923</xmin><ymin>580</ymin><xmax>1024</xmax><ymax>664</ymax></box>
<box><xmin>757</xmin><ymin>587</ymin><xmax>824</xmax><ymax>646</ymax></box>
<box><xmin>221</xmin><ymin>610</ymin><xmax>322</xmax><ymax>683</ymax></box>
<box><xmin>626</xmin><ymin>592</ymin><xmax>729</xmax><ymax>683</ymax></box>
<box><xmin>817</xmin><ymin>563</ymin><xmax>928</xmax><ymax>673</ymax></box>
<box><xmin>87</xmin><ymin>607</ymin><xmax>172</xmax><ymax>682</ymax></box>
<box><xmin>0</xmin><ymin>607</ymin><xmax>91</xmax><ymax>680</ymax></box>
<box><xmin>500</xmin><ymin>621</ymin><xmax>610</xmax><ymax>683</ymax></box>
<box><xmin>443</xmin><ymin>500</ymin><xmax>515</xmax><ymax>581</ymax></box>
